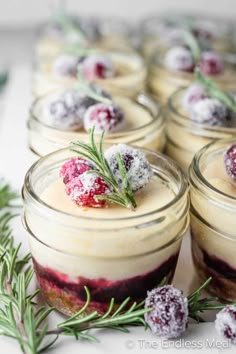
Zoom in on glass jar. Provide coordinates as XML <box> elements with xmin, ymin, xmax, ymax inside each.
<box><xmin>28</xmin><ymin>92</ymin><xmax>166</xmax><ymax>157</ymax></box>
<box><xmin>148</xmin><ymin>50</ymin><xmax>236</xmax><ymax>103</ymax></box>
<box><xmin>140</xmin><ymin>14</ymin><xmax>233</xmax><ymax>59</ymax></box>
<box><xmin>165</xmin><ymin>88</ymin><xmax>236</xmax><ymax>172</ymax></box>
<box><xmin>189</xmin><ymin>138</ymin><xmax>236</xmax><ymax>301</ymax></box>
<box><xmin>32</xmin><ymin>50</ymin><xmax>147</xmax><ymax>98</ymax></box>
<box><xmin>22</xmin><ymin>147</ymin><xmax>189</xmax><ymax>316</ymax></box>
<box><xmin>35</xmin><ymin>17</ymin><xmax>134</xmax><ymax>63</ymax></box>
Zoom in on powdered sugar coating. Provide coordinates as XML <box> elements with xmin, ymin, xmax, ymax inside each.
<box><xmin>60</xmin><ymin>157</ymin><xmax>94</xmax><ymax>185</ymax></box>
<box><xmin>144</xmin><ymin>285</ymin><xmax>188</xmax><ymax>339</ymax></box>
<box><xmin>66</xmin><ymin>173</ymin><xmax>111</xmax><ymax>208</ymax></box>
<box><xmin>200</xmin><ymin>51</ymin><xmax>224</xmax><ymax>76</ymax></box>
<box><xmin>43</xmin><ymin>90</ymin><xmax>85</xmax><ymax>130</ymax></box>
<box><xmin>215</xmin><ymin>305</ymin><xmax>236</xmax><ymax>343</ymax></box>
<box><xmin>190</xmin><ymin>98</ymin><xmax>227</xmax><ymax>126</ymax></box>
<box><xmin>84</xmin><ymin>103</ymin><xmax>125</xmax><ymax>133</ymax></box>
<box><xmin>105</xmin><ymin>144</ymin><xmax>153</xmax><ymax>191</ymax></box>
<box><xmin>182</xmin><ymin>84</ymin><xmax>207</xmax><ymax>112</ymax></box>
<box><xmin>164</xmin><ymin>46</ymin><xmax>194</xmax><ymax>72</ymax></box>
<box><xmin>224</xmin><ymin>143</ymin><xmax>236</xmax><ymax>180</ymax></box>
<box><xmin>52</xmin><ymin>54</ymin><xmax>80</xmax><ymax>77</ymax></box>
<box><xmin>78</xmin><ymin>54</ymin><xmax>115</xmax><ymax>81</ymax></box>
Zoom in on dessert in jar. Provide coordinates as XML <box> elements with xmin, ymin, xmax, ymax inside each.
<box><xmin>189</xmin><ymin>138</ymin><xmax>236</xmax><ymax>301</ymax></box>
<box><xmin>33</xmin><ymin>48</ymin><xmax>147</xmax><ymax>98</ymax></box>
<box><xmin>35</xmin><ymin>13</ymin><xmax>133</xmax><ymax>62</ymax></box>
<box><xmin>165</xmin><ymin>70</ymin><xmax>236</xmax><ymax>171</ymax></box>
<box><xmin>148</xmin><ymin>31</ymin><xmax>236</xmax><ymax>103</ymax></box>
<box><xmin>22</xmin><ymin>132</ymin><xmax>189</xmax><ymax>316</ymax></box>
<box><xmin>140</xmin><ymin>13</ymin><xmax>232</xmax><ymax>59</ymax></box>
<box><xmin>28</xmin><ymin>84</ymin><xmax>165</xmax><ymax>156</ymax></box>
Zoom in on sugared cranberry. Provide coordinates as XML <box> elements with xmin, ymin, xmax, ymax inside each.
<box><xmin>60</xmin><ymin>157</ymin><xmax>94</xmax><ymax>185</ymax></box>
<box><xmin>215</xmin><ymin>305</ymin><xmax>236</xmax><ymax>344</ymax></box>
<box><xmin>190</xmin><ymin>98</ymin><xmax>227</xmax><ymax>126</ymax></box>
<box><xmin>78</xmin><ymin>55</ymin><xmax>115</xmax><ymax>80</ymax></box>
<box><xmin>105</xmin><ymin>144</ymin><xmax>153</xmax><ymax>191</ymax></box>
<box><xmin>43</xmin><ymin>90</ymin><xmax>85</xmax><ymax>130</ymax></box>
<box><xmin>144</xmin><ymin>285</ymin><xmax>188</xmax><ymax>339</ymax></box>
<box><xmin>84</xmin><ymin>103</ymin><xmax>124</xmax><ymax>133</ymax></box>
<box><xmin>182</xmin><ymin>84</ymin><xmax>207</xmax><ymax>112</ymax></box>
<box><xmin>164</xmin><ymin>46</ymin><xmax>194</xmax><ymax>73</ymax></box>
<box><xmin>75</xmin><ymin>86</ymin><xmax>112</xmax><ymax>119</ymax></box>
<box><xmin>200</xmin><ymin>51</ymin><xmax>224</xmax><ymax>76</ymax></box>
<box><xmin>53</xmin><ymin>54</ymin><xmax>79</xmax><ymax>77</ymax></box>
<box><xmin>66</xmin><ymin>174</ymin><xmax>111</xmax><ymax>208</ymax></box>
<box><xmin>224</xmin><ymin>144</ymin><xmax>236</xmax><ymax>180</ymax></box>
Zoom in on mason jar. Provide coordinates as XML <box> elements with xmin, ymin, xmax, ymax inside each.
<box><xmin>165</xmin><ymin>88</ymin><xmax>236</xmax><ymax>172</ymax></box>
<box><xmin>32</xmin><ymin>50</ymin><xmax>147</xmax><ymax>98</ymax></box>
<box><xmin>35</xmin><ymin>17</ymin><xmax>134</xmax><ymax>63</ymax></box>
<box><xmin>22</xmin><ymin>146</ymin><xmax>189</xmax><ymax>316</ymax></box>
<box><xmin>189</xmin><ymin>138</ymin><xmax>236</xmax><ymax>301</ymax></box>
<box><xmin>28</xmin><ymin>92</ymin><xmax>166</xmax><ymax>157</ymax></box>
<box><xmin>148</xmin><ymin>49</ymin><xmax>236</xmax><ymax>103</ymax></box>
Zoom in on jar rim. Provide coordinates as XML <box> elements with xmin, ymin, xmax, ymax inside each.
<box><xmin>23</xmin><ymin>146</ymin><xmax>188</xmax><ymax>223</ymax></box>
<box><xmin>190</xmin><ymin>138</ymin><xmax>236</xmax><ymax>202</ymax></box>
<box><xmin>29</xmin><ymin>91</ymin><xmax>163</xmax><ymax>136</ymax></box>
<box><xmin>167</xmin><ymin>87</ymin><xmax>236</xmax><ymax>134</ymax></box>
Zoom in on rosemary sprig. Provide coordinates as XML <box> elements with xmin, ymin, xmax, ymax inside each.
<box><xmin>184</xmin><ymin>30</ymin><xmax>201</xmax><ymax>63</ymax></box>
<box><xmin>188</xmin><ymin>277</ymin><xmax>230</xmax><ymax>322</ymax></box>
<box><xmin>71</xmin><ymin>127</ymin><xmax>137</xmax><ymax>210</ymax></box>
<box><xmin>75</xmin><ymin>71</ymin><xmax>112</xmax><ymax>105</ymax></box>
<box><xmin>0</xmin><ymin>71</ymin><xmax>8</xmax><ymax>93</ymax></box>
<box><xmin>0</xmin><ymin>180</ymin><xmax>19</xmax><ymax>208</ymax></box>
<box><xmin>47</xmin><ymin>287</ymin><xmax>150</xmax><ymax>339</ymax></box>
<box><xmin>195</xmin><ymin>68</ymin><xmax>236</xmax><ymax>112</ymax></box>
<box><xmin>53</xmin><ymin>12</ymin><xmax>86</xmax><ymax>41</ymax></box>
<box><xmin>0</xmin><ymin>211</ymin><xmax>56</xmax><ymax>354</ymax></box>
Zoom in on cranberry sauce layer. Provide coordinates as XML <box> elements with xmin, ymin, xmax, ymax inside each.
<box><xmin>33</xmin><ymin>254</ymin><xmax>179</xmax><ymax>315</ymax></box>
<box><xmin>191</xmin><ymin>233</ymin><xmax>236</xmax><ymax>301</ymax></box>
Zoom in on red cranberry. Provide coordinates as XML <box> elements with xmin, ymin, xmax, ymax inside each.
<box><xmin>215</xmin><ymin>305</ymin><xmax>236</xmax><ymax>344</ymax></box>
<box><xmin>164</xmin><ymin>46</ymin><xmax>194</xmax><ymax>73</ymax></box>
<box><xmin>84</xmin><ymin>103</ymin><xmax>124</xmax><ymax>133</ymax></box>
<box><xmin>144</xmin><ymin>285</ymin><xmax>189</xmax><ymax>339</ymax></box>
<box><xmin>200</xmin><ymin>51</ymin><xmax>224</xmax><ymax>76</ymax></box>
<box><xmin>60</xmin><ymin>157</ymin><xmax>94</xmax><ymax>185</ymax></box>
<box><xmin>190</xmin><ymin>98</ymin><xmax>227</xmax><ymax>126</ymax></box>
<box><xmin>66</xmin><ymin>174</ymin><xmax>111</xmax><ymax>208</ymax></box>
<box><xmin>182</xmin><ymin>84</ymin><xmax>207</xmax><ymax>112</ymax></box>
<box><xmin>224</xmin><ymin>143</ymin><xmax>236</xmax><ymax>180</ymax></box>
<box><xmin>105</xmin><ymin>144</ymin><xmax>153</xmax><ymax>191</ymax></box>
<box><xmin>79</xmin><ymin>55</ymin><xmax>115</xmax><ymax>80</ymax></box>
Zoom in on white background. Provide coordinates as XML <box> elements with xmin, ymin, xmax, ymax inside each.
<box><xmin>0</xmin><ymin>0</ymin><xmax>236</xmax><ymax>28</ymax></box>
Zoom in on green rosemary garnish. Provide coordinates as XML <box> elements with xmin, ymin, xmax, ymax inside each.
<box><xmin>53</xmin><ymin>12</ymin><xmax>86</xmax><ymax>41</ymax></box>
<box><xmin>195</xmin><ymin>68</ymin><xmax>236</xmax><ymax>112</ymax></box>
<box><xmin>188</xmin><ymin>277</ymin><xmax>231</xmax><ymax>322</ymax></box>
<box><xmin>0</xmin><ymin>180</ymin><xmax>18</xmax><ymax>208</ymax></box>
<box><xmin>0</xmin><ymin>71</ymin><xmax>8</xmax><ymax>93</ymax></box>
<box><xmin>72</xmin><ymin>127</ymin><xmax>137</xmax><ymax>210</ymax></box>
<box><xmin>75</xmin><ymin>71</ymin><xmax>112</xmax><ymax>105</ymax></box>
<box><xmin>183</xmin><ymin>30</ymin><xmax>201</xmax><ymax>63</ymax></box>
